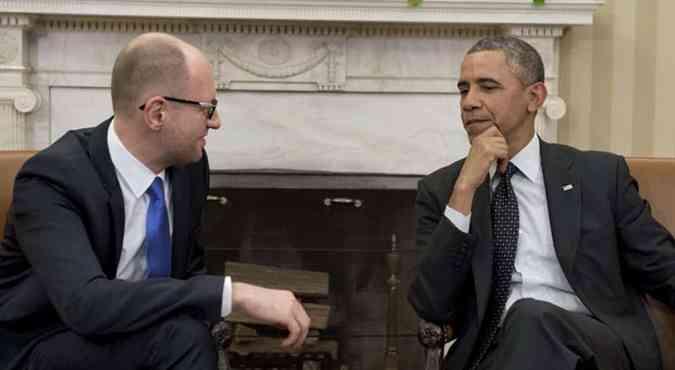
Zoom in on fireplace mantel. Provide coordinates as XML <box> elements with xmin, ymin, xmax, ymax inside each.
<box><xmin>1</xmin><ymin>0</ymin><xmax>602</xmax><ymax>24</ymax></box>
<box><xmin>0</xmin><ymin>0</ymin><xmax>603</xmax><ymax>174</ymax></box>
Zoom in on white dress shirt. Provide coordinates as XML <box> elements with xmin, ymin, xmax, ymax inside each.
<box><xmin>445</xmin><ymin>135</ymin><xmax>591</xmax><ymax>320</ymax></box>
<box><xmin>108</xmin><ymin>120</ymin><xmax>231</xmax><ymax>317</ymax></box>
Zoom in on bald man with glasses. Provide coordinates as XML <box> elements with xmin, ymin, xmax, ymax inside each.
<box><xmin>0</xmin><ymin>33</ymin><xmax>310</xmax><ymax>370</ymax></box>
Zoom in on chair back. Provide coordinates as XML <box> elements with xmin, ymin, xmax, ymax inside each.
<box><xmin>627</xmin><ymin>157</ymin><xmax>675</xmax><ymax>233</ymax></box>
<box><xmin>626</xmin><ymin>157</ymin><xmax>675</xmax><ymax>370</ymax></box>
<box><xmin>1</xmin><ymin>151</ymin><xmax>35</xmax><ymax>235</ymax></box>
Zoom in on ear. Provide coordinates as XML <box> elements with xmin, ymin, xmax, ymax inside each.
<box><xmin>526</xmin><ymin>81</ymin><xmax>548</xmax><ymax>113</ymax></box>
<box><xmin>142</xmin><ymin>96</ymin><xmax>166</xmax><ymax>131</ymax></box>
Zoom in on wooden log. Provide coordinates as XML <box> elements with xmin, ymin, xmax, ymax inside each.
<box><xmin>229</xmin><ymin>338</ymin><xmax>339</xmax><ymax>359</ymax></box>
<box><xmin>233</xmin><ymin>326</ymin><xmax>321</xmax><ymax>346</ymax></box>
<box><xmin>225</xmin><ymin>261</ymin><xmax>329</xmax><ymax>298</ymax></box>
<box><xmin>228</xmin><ymin>303</ymin><xmax>330</xmax><ymax>329</ymax></box>
<box><xmin>232</xmin><ymin>324</ymin><xmax>258</xmax><ymax>344</ymax></box>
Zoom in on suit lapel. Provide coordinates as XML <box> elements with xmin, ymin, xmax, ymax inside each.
<box><xmin>88</xmin><ymin>117</ymin><xmax>125</xmax><ymax>276</ymax></box>
<box><xmin>168</xmin><ymin>166</ymin><xmax>190</xmax><ymax>278</ymax></box>
<box><xmin>540</xmin><ymin>140</ymin><xmax>581</xmax><ymax>276</ymax></box>
<box><xmin>471</xmin><ymin>178</ymin><xmax>493</xmax><ymax>320</ymax></box>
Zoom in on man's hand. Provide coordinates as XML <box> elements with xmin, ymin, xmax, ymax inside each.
<box><xmin>450</xmin><ymin>125</ymin><xmax>508</xmax><ymax>214</ymax></box>
<box><xmin>231</xmin><ymin>282</ymin><xmax>311</xmax><ymax>349</ymax></box>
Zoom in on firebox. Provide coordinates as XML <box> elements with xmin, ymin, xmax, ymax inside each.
<box><xmin>202</xmin><ymin>170</ymin><xmax>424</xmax><ymax>370</ymax></box>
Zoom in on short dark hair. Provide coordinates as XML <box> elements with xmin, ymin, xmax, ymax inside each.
<box><xmin>111</xmin><ymin>34</ymin><xmax>190</xmax><ymax>117</ymax></box>
<box><xmin>467</xmin><ymin>36</ymin><xmax>545</xmax><ymax>85</ymax></box>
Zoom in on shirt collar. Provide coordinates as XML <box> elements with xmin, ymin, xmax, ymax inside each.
<box><xmin>107</xmin><ymin>119</ymin><xmax>167</xmax><ymax>198</ymax></box>
<box><xmin>489</xmin><ymin>134</ymin><xmax>542</xmax><ymax>184</ymax></box>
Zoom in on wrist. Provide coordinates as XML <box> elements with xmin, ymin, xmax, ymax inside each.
<box><xmin>449</xmin><ymin>181</ymin><xmax>477</xmax><ymax>216</ymax></box>
<box><xmin>231</xmin><ymin>282</ymin><xmax>250</xmax><ymax>311</ymax></box>
<box><xmin>453</xmin><ymin>179</ymin><xmax>478</xmax><ymax>195</ymax></box>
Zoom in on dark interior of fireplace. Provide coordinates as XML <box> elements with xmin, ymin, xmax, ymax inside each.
<box><xmin>201</xmin><ymin>171</ymin><xmax>426</xmax><ymax>370</ymax></box>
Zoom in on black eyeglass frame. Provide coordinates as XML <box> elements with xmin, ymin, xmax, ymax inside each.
<box><xmin>139</xmin><ymin>96</ymin><xmax>218</xmax><ymax>120</ymax></box>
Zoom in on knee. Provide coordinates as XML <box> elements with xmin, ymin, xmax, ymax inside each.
<box><xmin>149</xmin><ymin>315</ymin><xmax>218</xmax><ymax>369</ymax></box>
<box><xmin>26</xmin><ymin>348</ymin><xmax>54</xmax><ymax>370</ymax></box>
<box><xmin>160</xmin><ymin>315</ymin><xmax>214</xmax><ymax>349</ymax></box>
<box><xmin>504</xmin><ymin>298</ymin><xmax>560</xmax><ymax>330</ymax></box>
<box><xmin>26</xmin><ymin>341</ymin><xmax>72</xmax><ymax>370</ymax></box>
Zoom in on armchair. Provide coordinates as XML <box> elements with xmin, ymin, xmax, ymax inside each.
<box><xmin>1</xmin><ymin>151</ymin><xmax>36</xmax><ymax>235</ymax></box>
<box><xmin>417</xmin><ymin>157</ymin><xmax>675</xmax><ymax>370</ymax></box>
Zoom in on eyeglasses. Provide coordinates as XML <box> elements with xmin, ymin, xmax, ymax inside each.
<box><xmin>139</xmin><ymin>96</ymin><xmax>218</xmax><ymax>120</ymax></box>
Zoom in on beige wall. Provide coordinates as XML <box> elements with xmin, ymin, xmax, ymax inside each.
<box><xmin>559</xmin><ymin>0</ymin><xmax>675</xmax><ymax>157</ymax></box>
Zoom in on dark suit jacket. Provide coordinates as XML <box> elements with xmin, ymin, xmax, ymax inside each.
<box><xmin>0</xmin><ymin>118</ymin><xmax>225</xmax><ymax>370</ymax></box>
<box><xmin>408</xmin><ymin>139</ymin><xmax>675</xmax><ymax>370</ymax></box>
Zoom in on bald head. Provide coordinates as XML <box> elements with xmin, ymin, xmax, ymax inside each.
<box><xmin>111</xmin><ymin>33</ymin><xmax>202</xmax><ymax>118</ymax></box>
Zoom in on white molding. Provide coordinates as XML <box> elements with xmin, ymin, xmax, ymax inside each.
<box><xmin>543</xmin><ymin>95</ymin><xmax>567</xmax><ymax>120</ymax></box>
<box><xmin>4</xmin><ymin>0</ymin><xmax>604</xmax><ymax>168</ymax></box>
<box><xmin>0</xmin><ymin>87</ymin><xmax>41</xmax><ymax>113</ymax></box>
<box><xmin>0</xmin><ymin>31</ymin><xmax>20</xmax><ymax>64</ymax></box>
<box><xmin>33</xmin><ymin>16</ymin><xmax>505</xmax><ymax>38</ymax></box>
<box><xmin>1</xmin><ymin>0</ymin><xmax>604</xmax><ymax>25</ymax></box>
<box><xmin>0</xmin><ymin>87</ymin><xmax>38</xmax><ymax>150</ymax></box>
<box><xmin>506</xmin><ymin>25</ymin><xmax>565</xmax><ymax>38</ymax></box>
<box><xmin>0</xmin><ymin>14</ymin><xmax>35</xmax><ymax>28</ymax></box>
<box><xmin>219</xmin><ymin>41</ymin><xmax>332</xmax><ymax>79</ymax></box>
<box><xmin>0</xmin><ymin>100</ymin><xmax>27</xmax><ymax>150</ymax></box>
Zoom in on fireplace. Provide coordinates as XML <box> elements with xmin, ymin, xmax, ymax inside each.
<box><xmin>202</xmin><ymin>171</ymin><xmax>423</xmax><ymax>369</ymax></box>
<box><xmin>1</xmin><ymin>1</ymin><xmax>603</xmax><ymax>157</ymax></box>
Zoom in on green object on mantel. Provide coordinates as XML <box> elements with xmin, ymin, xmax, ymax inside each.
<box><xmin>408</xmin><ymin>0</ymin><xmax>545</xmax><ymax>7</ymax></box>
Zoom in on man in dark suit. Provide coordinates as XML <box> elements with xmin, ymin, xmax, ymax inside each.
<box><xmin>408</xmin><ymin>36</ymin><xmax>675</xmax><ymax>370</ymax></box>
<box><xmin>0</xmin><ymin>33</ymin><xmax>310</xmax><ymax>370</ymax></box>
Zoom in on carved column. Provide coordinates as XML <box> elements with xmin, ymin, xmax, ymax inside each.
<box><xmin>0</xmin><ymin>15</ymin><xmax>40</xmax><ymax>150</ymax></box>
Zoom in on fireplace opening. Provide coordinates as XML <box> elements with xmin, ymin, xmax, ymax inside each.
<box><xmin>202</xmin><ymin>171</ymin><xmax>425</xmax><ymax>370</ymax></box>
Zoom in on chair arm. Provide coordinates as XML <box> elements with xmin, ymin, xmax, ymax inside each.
<box><xmin>210</xmin><ymin>320</ymin><xmax>232</xmax><ymax>370</ymax></box>
<box><xmin>418</xmin><ymin>319</ymin><xmax>454</xmax><ymax>370</ymax></box>
<box><xmin>644</xmin><ymin>295</ymin><xmax>675</xmax><ymax>370</ymax></box>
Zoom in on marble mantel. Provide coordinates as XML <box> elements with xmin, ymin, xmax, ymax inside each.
<box><xmin>0</xmin><ymin>0</ymin><xmax>603</xmax><ymax>175</ymax></box>
<box><xmin>1</xmin><ymin>0</ymin><xmax>603</xmax><ymax>24</ymax></box>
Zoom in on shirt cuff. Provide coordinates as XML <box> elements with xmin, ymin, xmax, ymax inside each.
<box><xmin>221</xmin><ymin>276</ymin><xmax>232</xmax><ymax>317</ymax></box>
<box><xmin>444</xmin><ymin>205</ymin><xmax>470</xmax><ymax>234</ymax></box>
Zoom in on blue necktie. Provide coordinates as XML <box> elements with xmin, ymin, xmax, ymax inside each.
<box><xmin>146</xmin><ymin>177</ymin><xmax>171</xmax><ymax>278</ymax></box>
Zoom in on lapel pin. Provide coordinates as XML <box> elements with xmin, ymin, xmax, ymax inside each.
<box><xmin>562</xmin><ymin>184</ymin><xmax>574</xmax><ymax>192</ymax></box>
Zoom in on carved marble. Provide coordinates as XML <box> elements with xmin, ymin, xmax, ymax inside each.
<box><xmin>0</xmin><ymin>1</ymin><xmax>604</xmax><ymax>173</ymax></box>
<box><xmin>0</xmin><ymin>1</ymin><xmax>605</xmax><ymax>25</ymax></box>
<box><xmin>206</xmin><ymin>91</ymin><xmax>467</xmax><ymax>173</ymax></box>
<box><xmin>0</xmin><ymin>31</ymin><xmax>18</xmax><ymax>64</ymax></box>
<box><xmin>0</xmin><ymin>101</ymin><xmax>27</xmax><ymax>150</ymax></box>
<box><xmin>204</xmin><ymin>34</ymin><xmax>346</xmax><ymax>91</ymax></box>
<box><xmin>0</xmin><ymin>15</ymin><xmax>39</xmax><ymax>150</ymax></box>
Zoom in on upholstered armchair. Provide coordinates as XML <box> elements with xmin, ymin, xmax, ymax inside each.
<box><xmin>417</xmin><ymin>157</ymin><xmax>675</xmax><ymax>370</ymax></box>
<box><xmin>1</xmin><ymin>151</ymin><xmax>35</xmax><ymax>235</ymax></box>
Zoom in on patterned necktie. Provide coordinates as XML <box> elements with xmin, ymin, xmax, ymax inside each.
<box><xmin>146</xmin><ymin>177</ymin><xmax>171</xmax><ymax>278</ymax></box>
<box><xmin>470</xmin><ymin>162</ymin><xmax>519</xmax><ymax>369</ymax></box>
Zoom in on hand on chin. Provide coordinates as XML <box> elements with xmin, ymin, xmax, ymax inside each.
<box><xmin>466</xmin><ymin>120</ymin><xmax>494</xmax><ymax>141</ymax></box>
